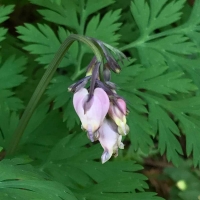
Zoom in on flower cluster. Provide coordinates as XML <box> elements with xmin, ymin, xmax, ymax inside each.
<box><xmin>69</xmin><ymin>43</ymin><xmax>129</xmax><ymax>164</ymax></box>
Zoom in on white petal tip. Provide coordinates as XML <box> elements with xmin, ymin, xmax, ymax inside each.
<box><xmin>101</xmin><ymin>151</ymin><xmax>112</xmax><ymax>164</ymax></box>
<box><xmin>119</xmin><ymin>143</ymin><xmax>124</xmax><ymax>149</ymax></box>
<box><xmin>87</xmin><ymin>132</ymin><xmax>94</xmax><ymax>142</ymax></box>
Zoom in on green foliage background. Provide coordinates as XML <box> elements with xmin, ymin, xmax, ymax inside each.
<box><xmin>0</xmin><ymin>0</ymin><xmax>200</xmax><ymax>199</ymax></box>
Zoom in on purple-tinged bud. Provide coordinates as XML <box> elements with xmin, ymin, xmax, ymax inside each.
<box><xmin>98</xmin><ymin>119</ymin><xmax>124</xmax><ymax>164</ymax></box>
<box><xmin>108</xmin><ymin>98</ymin><xmax>129</xmax><ymax>136</ymax></box>
<box><xmin>105</xmin><ymin>81</ymin><xmax>116</xmax><ymax>90</ymax></box>
<box><xmin>73</xmin><ymin>87</ymin><xmax>109</xmax><ymax>142</ymax></box>
<box><xmin>86</xmin><ymin>56</ymin><xmax>97</xmax><ymax>76</ymax></box>
<box><xmin>103</xmin><ymin>66</ymin><xmax>111</xmax><ymax>81</ymax></box>
<box><xmin>68</xmin><ymin>76</ymin><xmax>91</xmax><ymax>92</ymax></box>
<box><xmin>106</xmin><ymin>56</ymin><xmax>121</xmax><ymax>73</ymax></box>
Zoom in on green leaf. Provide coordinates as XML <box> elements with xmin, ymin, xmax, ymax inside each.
<box><xmin>30</xmin><ymin>0</ymin><xmax>115</xmax><ymax>32</ymax></box>
<box><xmin>17</xmin><ymin>24</ymin><xmax>78</xmax><ymax>68</ymax></box>
<box><xmin>0</xmin><ymin>56</ymin><xmax>27</xmax><ymax>111</ymax></box>
<box><xmin>0</xmin><ymin>158</ymin><xmax>77</xmax><ymax>200</ymax></box>
<box><xmin>86</xmin><ymin>9</ymin><xmax>122</xmax><ymax>46</ymax></box>
<box><xmin>21</xmin><ymin>109</ymin><xmax>67</xmax><ymax>161</ymax></box>
<box><xmin>46</xmin><ymin>75</ymin><xmax>80</xmax><ymax>130</ymax></box>
<box><xmin>0</xmin><ymin>28</ymin><xmax>7</xmax><ymax>44</ymax></box>
<box><xmin>131</xmin><ymin>0</ymin><xmax>185</xmax><ymax>35</ymax></box>
<box><xmin>131</xmin><ymin>65</ymin><xmax>198</xmax><ymax>95</ymax></box>
<box><xmin>50</xmin><ymin>0</ymin><xmax>61</xmax><ymax>5</ymax></box>
<box><xmin>30</xmin><ymin>0</ymin><xmax>79</xmax><ymax>30</ymax></box>
<box><xmin>0</xmin><ymin>5</ymin><xmax>14</xmax><ymax>24</ymax></box>
<box><xmin>148</xmin><ymin>102</ymin><xmax>183</xmax><ymax>166</ymax></box>
<box><xmin>83</xmin><ymin>0</ymin><xmax>114</xmax><ymax>17</ymax></box>
<box><xmin>43</xmin><ymin>133</ymin><xmax>163</xmax><ymax>200</ymax></box>
<box><xmin>0</xmin><ymin>5</ymin><xmax>14</xmax><ymax>43</ymax></box>
<box><xmin>112</xmin><ymin>58</ymin><xmax>143</xmax><ymax>84</ymax></box>
<box><xmin>0</xmin><ymin>104</ymin><xmax>19</xmax><ymax>148</ymax></box>
<box><xmin>128</xmin><ymin>109</ymin><xmax>154</xmax><ymax>154</ymax></box>
<box><xmin>165</xmin><ymin>97</ymin><xmax>200</xmax><ymax>167</ymax></box>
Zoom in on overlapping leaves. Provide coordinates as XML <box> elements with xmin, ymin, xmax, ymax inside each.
<box><xmin>0</xmin><ymin>5</ymin><xmax>14</xmax><ymax>43</ymax></box>
<box><xmin>128</xmin><ymin>0</ymin><xmax>199</xmax><ymax>78</ymax></box>
<box><xmin>0</xmin><ymin>56</ymin><xmax>26</xmax><ymax>111</ymax></box>
<box><xmin>0</xmin><ymin>158</ymin><xmax>77</xmax><ymax>200</ymax></box>
<box><xmin>112</xmin><ymin>61</ymin><xmax>200</xmax><ymax>166</ymax></box>
<box><xmin>0</xmin><ymin>5</ymin><xmax>26</xmax><ymax>111</ymax></box>
<box><xmin>42</xmin><ymin>132</ymin><xmax>163</xmax><ymax>200</ymax></box>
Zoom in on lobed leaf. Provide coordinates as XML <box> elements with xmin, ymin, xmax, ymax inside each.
<box><xmin>0</xmin><ymin>158</ymin><xmax>77</xmax><ymax>200</ymax></box>
<box><xmin>0</xmin><ymin>56</ymin><xmax>27</xmax><ymax>111</ymax></box>
<box><xmin>17</xmin><ymin>24</ymin><xmax>78</xmax><ymax>68</ymax></box>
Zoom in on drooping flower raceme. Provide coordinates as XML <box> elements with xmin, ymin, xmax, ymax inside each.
<box><xmin>69</xmin><ymin>40</ymin><xmax>129</xmax><ymax>163</ymax></box>
<box><xmin>98</xmin><ymin>119</ymin><xmax>124</xmax><ymax>164</ymax></box>
<box><xmin>73</xmin><ymin>87</ymin><xmax>109</xmax><ymax>142</ymax></box>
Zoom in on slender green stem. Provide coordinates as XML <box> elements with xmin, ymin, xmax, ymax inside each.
<box><xmin>6</xmin><ymin>34</ymin><xmax>103</xmax><ymax>156</ymax></box>
<box><xmin>120</xmin><ymin>25</ymin><xmax>187</xmax><ymax>51</ymax></box>
<box><xmin>119</xmin><ymin>36</ymin><xmax>148</xmax><ymax>51</ymax></box>
<box><xmin>71</xmin><ymin>48</ymin><xmax>84</xmax><ymax>81</ymax></box>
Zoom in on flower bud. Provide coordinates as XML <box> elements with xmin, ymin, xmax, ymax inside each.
<box><xmin>108</xmin><ymin>98</ymin><xmax>129</xmax><ymax>136</ymax></box>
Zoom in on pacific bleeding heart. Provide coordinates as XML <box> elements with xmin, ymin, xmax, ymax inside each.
<box><xmin>73</xmin><ymin>87</ymin><xmax>109</xmax><ymax>142</ymax></box>
<box><xmin>98</xmin><ymin>119</ymin><xmax>124</xmax><ymax>164</ymax></box>
<box><xmin>69</xmin><ymin>40</ymin><xmax>129</xmax><ymax>163</ymax></box>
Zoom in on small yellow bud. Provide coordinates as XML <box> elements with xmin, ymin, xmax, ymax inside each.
<box><xmin>176</xmin><ymin>180</ymin><xmax>187</xmax><ymax>191</ymax></box>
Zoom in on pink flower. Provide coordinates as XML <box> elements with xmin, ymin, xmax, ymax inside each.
<box><xmin>73</xmin><ymin>87</ymin><xmax>109</xmax><ymax>142</ymax></box>
<box><xmin>98</xmin><ymin>119</ymin><xmax>124</xmax><ymax>164</ymax></box>
<box><xmin>108</xmin><ymin>98</ymin><xmax>129</xmax><ymax>135</ymax></box>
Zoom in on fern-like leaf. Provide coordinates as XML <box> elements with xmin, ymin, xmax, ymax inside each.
<box><xmin>0</xmin><ymin>5</ymin><xmax>14</xmax><ymax>43</ymax></box>
<box><xmin>0</xmin><ymin>158</ymin><xmax>77</xmax><ymax>200</ymax></box>
<box><xmin>0</xmin><ymin>56</ymin><xmax>26</xmax><ymax>111</ymax></box>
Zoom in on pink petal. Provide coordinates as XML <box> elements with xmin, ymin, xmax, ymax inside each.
<box><xmin>73</xmin><ymin>88</ymin><xmax>109</xmax><ymax>137</ymax></box>
<box><xmin>98</xmin><ymin>119</ymin><xmax>123</xmax><ymax>163</ymax></box>
<box><xmin>73</xmin><ymin>88</ymin><xmax>88</xmax><ymax>112</ymax></box>
<box><xmin>94</xmin><ymin>88</ymin><xmax>110</xmax><ymax>121</ymax></box>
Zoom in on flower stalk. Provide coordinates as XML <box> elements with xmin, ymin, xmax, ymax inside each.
<box><xmin>6</xmin><ymin>34</ymin><xmax>104</xmax><ymax>156</ymax></box>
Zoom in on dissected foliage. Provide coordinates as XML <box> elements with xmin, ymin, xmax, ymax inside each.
<box><xmin>1</xmin><ymin>0</ymin><xmax>200</xmax><ymax>199</ymax></box>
